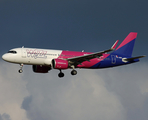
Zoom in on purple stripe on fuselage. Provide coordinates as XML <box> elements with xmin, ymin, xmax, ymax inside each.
<box><xmin>90</xmin><ymin>53</ymin><xmax>140</xmax><ymax>69</ymax></box>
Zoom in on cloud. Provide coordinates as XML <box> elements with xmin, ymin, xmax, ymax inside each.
<box><xmin>0</xmin><ymin>113</ymin><xmax>11</xmax><ymax>120</ymax></box>
<box><xmin>0</xmin><ymin>62</ymin><xmax>29</xmax><ymax>120</ymax></box>
<box><xmin>21</xmin><ymin>96</ymin><xmax>32</xmax><ymax>111</ymax></box>
<box><xmin>0</xmin><ymin>61</ymin><xmax>148</xmax><ymax>120</ymax></box>
<box><xmin>22</xmin><ymin>69</ymin><xmax>126</xmax><ymax>120</ymax></box>
<box><xmin>98</xmin><ymin>63</ymin><xmax>148</xmax><ymax>120</ymax></box>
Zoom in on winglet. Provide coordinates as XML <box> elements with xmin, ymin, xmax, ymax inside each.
<box><xmin>111</xmin><ymin>40</ymin><xmax>119</xmax><ymax>50</ymax></box>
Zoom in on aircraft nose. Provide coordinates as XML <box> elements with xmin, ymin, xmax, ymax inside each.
<box><xmin>2</xmin><ymin>54</ymin><xmax>9</xmax><ymax>61</ymax></box>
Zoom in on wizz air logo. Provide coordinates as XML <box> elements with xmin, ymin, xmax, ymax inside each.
<box><xmin>26</xmin><ymin>49</ymin><xmax>47</xmax><ymax>59</ymax></box>
<box><xmin>111</xmin><ymin>55</ymin><xmax>116</xmax><ymax>64</ymax></box>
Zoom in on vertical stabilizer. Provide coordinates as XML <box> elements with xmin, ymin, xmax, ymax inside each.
<box><xmin>114</xmin><ymin>32</ymin><xmax>137</xmax><ymax>57</ymax></box>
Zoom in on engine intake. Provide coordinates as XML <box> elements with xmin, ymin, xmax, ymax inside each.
<box><xmin>52</xmin><ymin>59</ymin><xmax>68</xmax><ymax>69</ymax></box>
<box><xmin>32</xmin><ymin>65</ymin><xmax>51</xmax><ymax>73</ymax></box>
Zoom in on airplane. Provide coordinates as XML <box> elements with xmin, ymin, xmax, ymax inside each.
<box><xmin>2</xmin><ymin>32</ymin><xmax>145</xmax><ymax>78</ymax></box>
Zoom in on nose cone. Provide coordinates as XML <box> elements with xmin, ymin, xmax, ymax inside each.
<box><xmin>2</xmin><ymin>53</ymin><xmax>17</xmax><ymax>63</ymax></box>
<box><xmin>2</xmin><ymin>54</ymin><xmax>10</xmax><ymax>62</ymax></box>
<box><xmin>2</xmin><ymin>54</ymin><xmax>7</xmax><ymax>61</ymax></box>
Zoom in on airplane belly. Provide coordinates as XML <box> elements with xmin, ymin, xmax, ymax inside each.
<box><xmin>25</xmin><ymin>58</ymin><xmax>46</xmax><ymax>65</ymax></box>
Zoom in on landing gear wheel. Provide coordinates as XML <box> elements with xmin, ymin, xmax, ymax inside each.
<box><xmin>71</xmin><ymin>70</ymin><xmax>77</xmax><ymax>75</ymax></box>
<box><xmin>18</xmin><ymin>69</ymin><xmax>23</xmax><ymax>73</ymax></box>
<box><xmin>58</xmin><ymin>72</ymin><xmax>64</xmax><ymax>78</ymax></box>
<box><xmin>18</xmin><ymin>64</ymin><xmax>23</xmax><ymax>73</ymax></box>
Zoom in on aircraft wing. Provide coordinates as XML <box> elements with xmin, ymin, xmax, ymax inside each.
<box><xmin>66</xmin><ymin>40</ymin><xmax>119</xmax><ymax>66</ymax></box>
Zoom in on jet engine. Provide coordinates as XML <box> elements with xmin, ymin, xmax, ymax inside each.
<box><xmin>32</xmin><ymin>65</ymin><xmax>51</xmax><ymax>73</ymax></box>
<box><xmin>52</xmin><ymin>59</ymin><xmax>68</xmax><ymax>69</ymax></box>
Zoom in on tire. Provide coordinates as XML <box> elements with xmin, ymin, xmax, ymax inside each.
<box><xmin>58</xmin><ymin>72</ymin><xmax>64</xmax><ymax>78</ymax></box>
<box><xmin>18</xmin><ymin>69</ymin><xmax>23</xmax><ymax>73</ymax></box>
<box><xmin>71</xmin><ymin>70</ymin><xmax>77</xmax><ymax>75</ymax></box>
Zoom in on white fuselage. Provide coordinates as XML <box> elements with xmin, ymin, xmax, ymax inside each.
<box><xmin>2</xmin><ymin>48</ymin><xmax>62</xmax><ymax>65</ymax></box>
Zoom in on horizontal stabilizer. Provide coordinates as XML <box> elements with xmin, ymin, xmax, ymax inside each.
<box><xmin>123</xmin><ymin>55</ymin><xmax>146</xmax><ymax>62</ymax></box>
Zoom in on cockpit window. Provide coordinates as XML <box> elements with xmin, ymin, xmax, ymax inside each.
<box><xmin>8</xmin><ymin>50</ymin><xmax>17</xmax><ymax>54</ymax></box>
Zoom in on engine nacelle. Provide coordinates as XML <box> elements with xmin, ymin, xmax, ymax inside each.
<box><xmin>32</xmin><ymin>65</ymin><xmax>51</xmax><ymax>73</ymax></box>
<box><xmin>52</xmin><ymin>59</ymin><xmax>68</xmax><ymax>69</ymax></box>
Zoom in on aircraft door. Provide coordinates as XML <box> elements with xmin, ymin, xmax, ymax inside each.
<box><xmin>21</xmin><ymin>47</ymin><xmax>26</xmax><ymax>58</ymax></box>
<box><xmin>111</xmin><ymin>55</ymin><xmax>116</xmax><ymax>64</ymax></box>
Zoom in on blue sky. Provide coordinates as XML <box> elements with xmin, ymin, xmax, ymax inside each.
<box><xmin>0</xmin><ymin>0</ymin><xmax>147</xmax><ymax>57</ymax></box>
<box><xmin>0</xmin><ymin>1</ymin><xmax>148</xmax><ymax>120</ymax></box>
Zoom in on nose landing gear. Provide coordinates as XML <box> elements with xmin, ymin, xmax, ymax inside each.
<box><xmin>18</xmin><ymin>64</ymin><xmax>23</xmax><ymax>73</ymax></box>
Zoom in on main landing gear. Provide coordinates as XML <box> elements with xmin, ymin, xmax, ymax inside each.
<box><xmin>18</xmin><ymin>64</ymin><xmax>23</xmax><ymax>73</ymax></box>
<box><xmin>58</xmin><ymin>70</ymin><xmax>64</xmax><ymax>78</ymax></box>
<box><xmin>70</xmin><ymin>65</ymin><xmax>77</xmax><ymax>76</ymax></box>
<box><xmin>58</xmin><ymin>67</ymin><xmax>77</xmax><ymax>78</ymax></box>
<box><xmin>71</xmin><ymin>70</ymin><xmax>77</xmax><ymax>75</ymax></box>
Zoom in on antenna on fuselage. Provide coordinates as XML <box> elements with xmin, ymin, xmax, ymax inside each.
<box><xmin>82</xmin><ymin>50</ymin><xmax>84</xmax><ymax>52</ymax></box>
<box><xmin>22</xmin><ymin>46</ymin><xmax>24</xmax><ymax>48</ymax></box>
